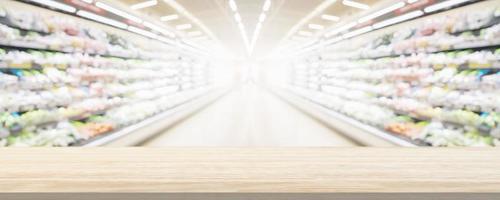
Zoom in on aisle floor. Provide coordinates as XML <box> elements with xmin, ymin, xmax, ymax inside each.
<box><xmin>143</xmin><ymin>84</ymin><xmax>357</xmax><ymax>147</ymax></box>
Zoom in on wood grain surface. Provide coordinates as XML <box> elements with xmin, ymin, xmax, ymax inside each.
<box><xmin>0</xmin><ymin>148</ymin><xmax>499</xmax><ymax>193</ymax></box>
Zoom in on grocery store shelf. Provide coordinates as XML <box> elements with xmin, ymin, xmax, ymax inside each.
<box><xmin>80</xmin><ymin>88</ymin><xmax>230</xmax><ymax>146</ymax></box>
<box><xmin>273</xmin><ymin>87</ymin><xmax>417</xmax><ymax>147</ymax></box>
<box><xmin>0</xmin><ymin>148</ymin><xmax>499</xmax><ymax>199</ymax></box>
<box><xmin>359</xmin><ymin>39</ymin><xmax>500</xmax><ymax>60</ymax></box>
<box><xmin>0</xmin><ymin>39</ymin><xmax>149</xmax><ymax>60</ymax></box>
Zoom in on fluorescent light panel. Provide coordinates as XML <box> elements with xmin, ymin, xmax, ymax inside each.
<box><xmin>259</xmin><ymin>13</ymin><xmax>266</xmax><ymax>22</ymax></box>
<box><xmin>238</xmin><ymin>23</ymin><xmax>245</xmax><ymax>31</ymax></box>
<box><xmin>321</xmin><ymin>14</ymin><xmax>340</xmax><ymax>21</ymax></box>
<box><xmin>407</xmin><ymin>0</ymin><xmax>419</xmax><ymax>3</ymax></box>
<box><xmin>128</xmin><ymin>26</ymin><xmax>158</xmax><ymax>39</ymax></box>
<box><xmin>358</xmin><ymin>2</ymin><xmax>406</xmax><ymax>23</ymax></box>
<box><xmin>263</xmin><ymin>0</ymin><xmax>272</xmax><ymax>11</ymax></box>
<box><xmin>143</xmin><ymin>21</ymin><xmax>174</xmax><ymax>37</ymax></box>
<box><xmin>234</xmin><ymin>13</ymin><xmax>242</xmax><ymax>22</ymax></box>
<box><xmin>373</xmin><ymin>10</ymin><xmax>423</xmax><ymax>29</ymax></box>
<box><xmin>30</xmin><ymin>0</ymin><xmax>77</xmax><ymax>13</ymax></box>
<box><xmin>176</xmin><ymin>24</ymin><xmax>192</xmax><ymax>30</ymax></box>
<box><xmin>160</xmin><ymin>14</ymin><xmax>179</xmax><ymax>21</ymax></box>
<box><xmin>81</xmin><ymin>0</ymin><xmax>93</xmax><ymax>3</ymax></box>
<box><xmin>343</xmin><ymin>26</ymin><xmax>373</xmax><ymax>39</ymax></box>
<box><xmin>326</xmin><ymin>21</ymin><xmax>357</xmax><ymax>37</ymax></box>
<box><xmin>308</xmin><ymin>24</ymin><xmax>324</xmax><ymax>30</ymax></box>
<box><xmin>77</xmin><ymin>10</ymin><xmax>128</xmax><ymax>29</ymax></box>
<box><xmin>229</xmin><ymin>0</ymin><xmax>238</xmax><ymax>12</ymax></box>
<box><xmin>424</xmin><ymin>0</ymin><xmax>471</xmax><ymax>13</ymax></box>
<box><xmin>131</xmin><ymin>0</ymin><xmax>157</xmax><ymax>10</ymax></box>
<box><xmin>342</xmin><ymin>0</ymin><xmax>370</xmax><ymax>10</ymax></box>
<box><xmin>96</xmin><ymin>2</ymin><xmax>142</xmax><ymax>23</ymax></box>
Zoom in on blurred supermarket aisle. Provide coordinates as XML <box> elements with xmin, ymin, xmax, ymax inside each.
<box><xmin>143</xmin><ymin>83</ymin><xmax>357</xmax><ymax>147</ymax></box>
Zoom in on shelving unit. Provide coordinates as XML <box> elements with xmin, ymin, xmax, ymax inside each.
<box><xmin>286</xmin><ymin>1</ymin><xmax>500</xmax><ymax>147</ymax></box>
<box><xmin>0</xmin><ymin>1</ymin><xmax>215</xmax><ymax>147</ymax></box>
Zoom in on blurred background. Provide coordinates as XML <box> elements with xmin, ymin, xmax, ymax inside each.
<box><xmin>0</xmin><ymin>0</ymin><xmax>499</xmax><ymax>147</ymax></box>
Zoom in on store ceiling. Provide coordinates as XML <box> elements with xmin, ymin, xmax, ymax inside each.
<box><xmin>118</xmin><ymin>0</ymin><xmax>384</xmax><ymax>58</ymax></box>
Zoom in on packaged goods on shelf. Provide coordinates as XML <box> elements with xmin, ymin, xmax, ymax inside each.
<box><xmin>0</xmin><ymin>5</ymin><xmax>213</xmax><ymax>147</ymax></box>
<box><xmin>288</xmin><ymin>5</ymin><xmax>500</xmax><ymax>147</ymax></box>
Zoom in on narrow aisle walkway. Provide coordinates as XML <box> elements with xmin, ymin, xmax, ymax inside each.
<box><xmin>143</xmin><ymin>84</ymin><xmax>357</xmax><ymax>146</ymax></box>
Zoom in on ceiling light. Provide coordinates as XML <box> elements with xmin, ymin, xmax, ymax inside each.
<box><xmin>81</xmin><ymin>0</ymin><xmax>93</xmax><ymax>3</ymax></box>
<box><xmin>160</xmin><ymin>14</ymin><xmax>179</xmax><ymax>21</ymax></box>
<box><xmin>263</xmin><ymin>0</ymin><xmax>272</xmax><ymax>11</ymax></box>
<box><xmin>342</xmin><ymin>0</ymin><xmax>370</xmax><ymax>10</ymax></box>
<box><xmin>176</xmin><ymin>24</ymin><xmax>192</xmax><ymax>30</ymax></box>
<box><xmin>96</xmin><ymin>2</ymin><xmax>142</xmax><ymax>23</ymax></box>
<box><xmin>308</xmin><ymin>24</ymin><xmax>324</xmax><ymax>30</ymax></box>
<box><xmin>259</xmin><ymin>13</ymin><xmax>266</xmax><ymax>22</ymax></box>
<box><xmin>325</xmin><ymin>21</ymin><xmax>357</xmax><ymax>37</ymax></box>
<box><xmin>30</xmin><ymin>0</ymin><xmax>77</xmax><ymax>13</ymax></box>
<box><xmin>256</xmin><ymin>22</ymin><xmax>262</xmax><ymax>30</ymax></box>
<box><xmin>77</xmin><ymin>10</ymin><xmax>128</xmax><ymax>29</ymax></box>
<box><xmin>423</xmin><ymin>0</ymin><xmax>471</xmax><ymax>13</ymax></box>
<box><xmin>358</xmin><ymin>2</ymin><xmax>406</xmax><ymax>23</ymax></box>
<box><xmin>128</xmin><ymin>26</ymin><xmax>158</xmax><ymax>39</ymax></box>
<box><xmin>343</xmin><ymin>26</ymin><xmax>373</xmax><ymax>39</ymax></box>
<box><xmin>321</xmin><ymin>14</ymin><xmax>340</xmax><ymax>21</ymax></box>
<box><xmin>373</xmin><ymin>10</ymin><xmax>423</xmax><ymax>29</ymax></box>
<box><xmin>188</xmin><ymin>31</ymin><xmax>202</xmax><ymax>37</ymax></box>
<box><xmin>131</xmin><ymin>0</ymin><xmax>157</xmax><ymax>10</ymax></box>
<box><xmin>229</xmin><ymin>0</ymin><xmax>238</xmax><ymax>12</ymax></box>
<box><xmin>407</xmin><ymin>0</ymin><xmax>419</xmax><ymax>3</ymax></box>
<box><xmin>143</xmin><ymin>21</ymin><xmax>174</xmax><ymax>37</ymax></box>
<box><xmin>238</xmin><ymin>23</ymin><xmax>245</xmax><ymax>31</ymax></box>
<box><xmin>234</xmin><ymin>13</ymin><xmax>242</xmax><ymax>22</ymax></box>
<box><xmin>298</xmin><ymin>31</ymin><xmax>313</xmax><ymax>37</ymax></box>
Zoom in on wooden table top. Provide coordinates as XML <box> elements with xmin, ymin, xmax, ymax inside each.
<box><xmin>0</xmin><ymin>148</ymin><xmax>499</xmax><ymax>193</ymax></box>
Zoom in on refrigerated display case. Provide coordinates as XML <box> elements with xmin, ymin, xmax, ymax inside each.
<box><xmin>283</xmin><ymin>0</ymin><xmax>500</xmax><ymax>147</ymax></box>
<box><xmin>0</xmin><ymin>0</ymin><xmax>221</xmax><ymax>147</ymax></box>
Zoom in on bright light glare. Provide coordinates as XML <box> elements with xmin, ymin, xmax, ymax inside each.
<box><xmin>160</xmin><ymin>14</ymin><xmax>179</xmax><ymax>21</ymax></box>
<box><xmin>343</xmin><ymin>26</ymin><xmax>373</xmax><ymax>39</ymax></box>
<box><xmin>342</xmin><ymin>0</ymin><xmax>370</xmax><ymax>10</ymax></box>
<box><xmin>143</xmin><ymin>21</ymin><xmax>175</xmax><ymax>37</ymax></box>
<box><xmin>131</xmin><ymin>0</ymin><xmax>158</xmax><ymax>10</ymax></box>
<box><xmin>234</xmin><ymin>13</ymin><xmax>242</xmax><ymax>22</ymax></box>
<box><xmin>325</xmin><ymin>22</ymin><xmax>357</xmax><ymax>37</ymax></box>
<box><xmin>128</xmin><ymin>26</ymin><xmax>158</xmax><ymax>39</ymax></box>
<box><xmin>96</xmin><ymin>2</ymin><xmax>142</xmax><ymax>23</ymax></box>
<box><xmin>77</xmin><ymin>10</ymin><xmax>128</xmax><ymax>29</ymax></box>
<box><xmin>358</xmin><ymin>2</ymin><xmax>406</xmax><ymax>23</ymax></box>
<box><xmin>30</xmin><ymin>0</ymin><xmax>76</xmax><ymax>13</ymax></box>
<box><xmin>308</xmin><ymin>24</ymin><xmax>324</xmax><ymax>30</ymax></box>
<box><xmin>424</xmin><ymin>0</ymin><xmax>472</xmax><ymax>13</ymax></box>
<box><xmin>259</xmin><ymin>13</ymin><xmax>266</xmax><ymax>22</ymax></box>
<box><xmin>263</xmin><ymin>0</ymin><xmax>272</xmax><ymax>11</ymax></box>
<box><xmin>373</xmin><ymin>10</ymin><xmax>424</xmax><ymax>29</ymax></box>
<box><xmin>176</xmin><ymin>24</ymin><xmax>193</xmax><ymax>30</ymax></box>
<box><xmin>229</xmin><ymin>0</ymin><xmax>238</xmax><ymax>12</ymax></box>
<box><xmin>298</xmin><ymin>31</ymin><xmax>313</xmax><ymax>37</ymax></box>
<box><xmin>321</xmin><ymin>14</ymin><xmax>340</xmax><ymax>21</ymax></box>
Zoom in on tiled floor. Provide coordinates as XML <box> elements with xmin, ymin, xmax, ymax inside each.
<box><xmin>143</xmin><ymin>83</ymin><xmax>357</xmax><ymax>147</ymax></box>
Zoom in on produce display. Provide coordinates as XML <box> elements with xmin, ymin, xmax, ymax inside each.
<box><xmin>289</xmin><ymin>6</ymin><xmax>500</xmax><ymax>146</ymax></box>
<box><xmin>0</xmin><ymin>5</ymin><xmax>212</xmax><ymax>146</ymax></box>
